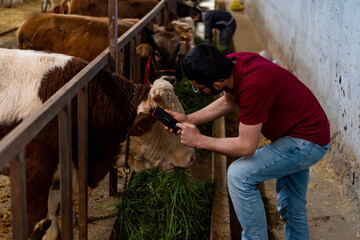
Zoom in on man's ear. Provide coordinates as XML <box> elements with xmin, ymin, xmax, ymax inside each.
<box><xmin>136</xmin><ymin>44</ymin><xmax>153</xmax><ymax>57</ymax></box>
<box><xmin>129</xmin><ymin>112</ymin><xmax>153</xmax><ymax>136</ymax></box>
<box><xmin>213</xmin><ymin>80</ymin><xmax>224</xmax><ymax>90</ymax></box>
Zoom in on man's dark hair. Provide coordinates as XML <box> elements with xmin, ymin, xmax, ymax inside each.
<box><xmin>182</xmin><ymin>44</ymin><xmax>234</xmax><ymax>86</ymax></box>
<box><xmin>189</xmin><ymin>7</ymin><xmax>201</xmax><ymax>17</ymax></box>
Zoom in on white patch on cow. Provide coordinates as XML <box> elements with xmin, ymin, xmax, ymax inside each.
<box><xmin>43</xmin><ymin>186</ymin><xmax>61</xmax><ymax>240</ymax></box>
<box><xmin>118</xmin><ymin>79</ymin><xmax>195</xmax><ymax>172</ymax></box>
<box><xmin>43</xmin><ymin>161</ymin><xmax>77</xmax><ymax>240</ymax></box>
<box><xmin>0</xmin><ymin>48</ymin><xmax>72</xmax><ymax>124</ymax></box>
<box><xmin>137</xmin><ymin>79</ymin><xmax>182</xmax><ymax>113</ymax></box>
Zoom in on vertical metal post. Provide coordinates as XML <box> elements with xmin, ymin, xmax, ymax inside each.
<box><xmin>136</xmin><ymin>33</ymin><xmax>142</xmax><ymax>84</ymax></box>
<box><xmin>163</xmin><ymin>3</ymin><xmax>168</xmax><ymax>26</ymax></box>
<box><xmin>10</xmin><ymin>150</ymin><xmax>27</xmax><ymax>240</ymax></box>
<box><xmin>148</xmin><ymin>20</ymin><xmax>154</xmax><ymax>32</ymax></box>
<box><xmin>59</xmin><ymin>101</ymin><xmax>73</xmax><ymax>240</ymax></box>
<box><xmin>172</xmin><ymin>0</ymin><xmax>177</xmax><ymax>15</ymax></box>
<box><xmin>108</xmin><ymin>0</ymin><xmax>119</xmax><ymax>196</ymax></box>
<box><xmin>130</xmin><ymin>38</ymin><xmax>136</xmax><ymax>83</ymax></box>
<box><xmin>108</xmin><ymin>0</ymin><xmax>118</xmax><ymax>74</ymax></box>
<box><xmin>210</xmin><ymin>116</ymin><xmax>231</xmax><ymax>239</ymax></box>
<box><xmin>121</xmin><ymin>48</ymin><xmax>126</xmax><ymax>77</ymax></box>
<box><xmin>78</xmin><ymin>86</ymin><xmax>88</xmax><ymax>240</ymax></box>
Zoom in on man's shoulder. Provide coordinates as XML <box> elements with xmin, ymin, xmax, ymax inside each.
<box><xmin>227</xmin><ymin>52</ymin><xmax>259</xmax><ymax>58</ymax></box>
<box><xmin>206</xmin><ymin>9</ymin><xmax>228</xmax><ymax>16</ymax></box>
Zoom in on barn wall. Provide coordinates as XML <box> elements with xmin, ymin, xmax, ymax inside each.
<box><xmin>244</xmin><ymin>0</ymin><xmax>360</xmax><ymax>216</ymax></box>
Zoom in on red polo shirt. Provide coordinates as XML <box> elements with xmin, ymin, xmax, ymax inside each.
<box><xmin>226</xmin><ymin>52</ymin><xmax>330</xmax><ymax>145</ymax></box>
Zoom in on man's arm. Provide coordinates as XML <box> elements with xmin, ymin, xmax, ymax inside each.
<box><xmin>166</xmin><ymin>91</ymin><xmax>237</xmax><ymax>126</ymax></box>
<box><xmin>187</xmin><ymin>92</ymin><xmax>237</xmax><ymax>124</ymax></box>
<box><xmin>177</xmin><ymin>121</ymin><xmax>262</xmax><ymax>157</ymax></box>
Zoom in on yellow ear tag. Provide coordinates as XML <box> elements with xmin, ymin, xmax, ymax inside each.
<box><xmin>137</xmin><ymin>126</ymin><xmax>145</xmax><ymax>131</ymax></box>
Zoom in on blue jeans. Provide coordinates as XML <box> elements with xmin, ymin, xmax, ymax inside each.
<box><xmin>227</xmin><ymin>136</ymin><xmax>329</xmax><ymax>240</ymax></box>
<box><xmin>219</xmin><ymin>20</ymin><xmax>237</xmax><ymax>54</ymax></box>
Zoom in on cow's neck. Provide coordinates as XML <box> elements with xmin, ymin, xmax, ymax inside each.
<box><xmin>86</xmin><ymin>71</ymin><xmax>151</xmax><ymax>187</ymax></box>
<box><xmin>39</xmin><ymin>58</ymin><xmax>88</xmax><ymax>102</ymax></box>
<box><xmin>88</xmin><ymin>71</ymin><xmax>150</xmax><ymax>138</ymax></box>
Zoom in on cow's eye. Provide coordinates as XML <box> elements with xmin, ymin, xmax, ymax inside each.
<box><xmin>154</xmin><ymin>51</ymin><xmax>161</xmax><ymax>59</ymax></box>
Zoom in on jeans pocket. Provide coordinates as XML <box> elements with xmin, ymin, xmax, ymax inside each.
<box><xmin>315</xmin><ymin>143</ymin><xmax>330</xmax><ymax>151</ymax></box>
<box><xmin>297</xmin><ymin>144</ymin><xmax>327</xmax><ymax>171</ymax></box>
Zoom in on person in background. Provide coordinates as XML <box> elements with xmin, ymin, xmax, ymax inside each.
<box><xmin>165</xmin><ymin>44</ymin><xmax>330</xmax><ymax>240</ymax></box>
<box><xmin>189</xmin><ymin>7</ymin><xmax>236</xmax><ymax>54</ymax></box>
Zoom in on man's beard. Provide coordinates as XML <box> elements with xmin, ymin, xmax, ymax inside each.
<box><xmin>205</xmin><ymin>85</ymin><xmax>227</xmax><ymax>96</ymax></box>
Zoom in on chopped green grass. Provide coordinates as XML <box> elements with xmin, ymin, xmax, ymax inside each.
<box><xmin>194</xmin><ymin>36</ymin><xmax>205</xmax><ymax>45</ymax></box>
<box><xmin>174</xmin><ymin>79</ymin><xmax>213</xmax><ymax>156</ymax></box>
<box><xmin>115</xmin><ymin>167</ymin><xmax>215</xmax><ymax>240</ymax></box>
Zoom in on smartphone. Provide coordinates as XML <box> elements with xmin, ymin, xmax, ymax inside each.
<box><xmin>152</xmin><ymin>106</ymin><xmax>180</xmax><ymax>133</ymax></box>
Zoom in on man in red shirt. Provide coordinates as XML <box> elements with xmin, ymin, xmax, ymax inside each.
<box><xmin>167</xmin><ymin>44</ymin><xmax>330</xmax><ymax>239</ymax></box>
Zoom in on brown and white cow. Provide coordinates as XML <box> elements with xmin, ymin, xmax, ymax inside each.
<box><xmin>155</xmin><ymin>19</ymin><xmax>195</xmax><ymax>55</ymax></box>
<box><xmin>17</xmin><ymin>13</ymin><xmax>183</xmax><ymax>85</ymax></box>
<box><xmin>16</xmin><ymin>13</ymin><xmax>135</xmax><ymax>73</ymax></box>
<box><xmin>68</xmin><ymin>0</ymin><xmax>158</xmax><ymax>19</ymax></box>
<box><xmin>136</xmin><ymin>30</ymin><xmax>182</xmax><ymax>84</ymax></box>
<box><xmin>0</xmin><ymin>48</ymin><xmax>195</xmax><ymax>239</ymax></box>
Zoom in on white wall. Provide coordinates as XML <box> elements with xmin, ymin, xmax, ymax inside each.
<box><xmin>244</xmin><ymin>0</ymin><xmax>360</xmax><ymax>201</ymax></box>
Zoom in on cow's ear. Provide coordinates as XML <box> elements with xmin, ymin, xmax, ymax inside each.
<box><xmin>136</xmin><ymin>44</ymin><xmax>153</xmax><ymax>57</ymax></box>
<box><xmin>129</xmin><ymin>112</ymin><xmax>153</xmax><ymax>136</ymax></box>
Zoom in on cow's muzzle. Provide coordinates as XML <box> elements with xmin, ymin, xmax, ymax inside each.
<box><xmin>159</xmin><ymin>75</ymin><xmax>176</xmax><ymax>85</ymax></box>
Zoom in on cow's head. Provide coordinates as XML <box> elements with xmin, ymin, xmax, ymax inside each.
<box><xmin>160</xmin><ymin>143</ymin><xmax>196</xmax><ymax>171</ymax></box>
<box><xmin>136</xmin><ymin>32</ymin><xmax>181</xmax><ymax>85</ymax></box>
<box><xmin>166</xmin><ymin>20</ymin><xmax>194</xmax><ymax>55</ymax></box>
<box><xmin>117</xmin><ymin>79</ymin><xmax>196</xmax><ymax>172</ymax></box>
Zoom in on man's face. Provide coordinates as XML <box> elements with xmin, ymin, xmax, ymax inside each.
<box><xmin>190</xmin><ymin>80</ymin><xmax>225</xmax><ymax>96</ymax></box>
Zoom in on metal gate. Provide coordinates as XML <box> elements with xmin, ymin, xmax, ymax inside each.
<box><xmin>0</xmin><ymin>0</ymin><xmax>175</xmax><ymax>239</ymax></box>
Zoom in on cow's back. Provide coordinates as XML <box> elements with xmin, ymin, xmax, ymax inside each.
<box><xmin>69</xmin><ymin>0</ymin><xmax>158</xmax><ymax>18</ymax></box>
<box><xmin>17</xmin><ymin>13</ymin><xmax>134</xmax><ymax>62</ymax></box>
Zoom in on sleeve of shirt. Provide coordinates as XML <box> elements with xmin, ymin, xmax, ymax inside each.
<box><xmin>239</xmin><ymin>83</ymin><xmax>279</xmax><ymax>125</ymax></box>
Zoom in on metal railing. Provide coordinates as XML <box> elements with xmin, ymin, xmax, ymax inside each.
<box><xmin>0</xmin><ymin>0</ymin><xmax>173</xmax><ymax>239</ymax></box>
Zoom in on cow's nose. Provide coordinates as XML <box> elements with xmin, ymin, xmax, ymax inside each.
<box><xmin>162</xmin><ymin>76</ymin><xmax>176</xmax><ymax>85</ymax></box>
<box><xmin>189</xmin><ymin>154</ymin><xmax>196</xmax><ymax>165</ymax></box>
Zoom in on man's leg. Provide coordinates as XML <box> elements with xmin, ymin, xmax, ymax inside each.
<box><xmin>227</xmin><ymin>136</ymin><xmax>328</xmax><ymax>239</ymax></box>
<box><xmin>219</xmin><ymin>21</ymin><xmax>236</xmax><ymax>54</ymax></box>
<box><xmin>227</xmin><ymin>141</ymin><xmax>285</xmax><ymax>240</ymax></box>
<box><xmin>276</xmin><ymin>142</ymin><xmax>329</xmax><ymax>240</ymax></box>
<box><xmin>276</xmin><ymin>170</ymin><xmax>310</xmax><ymax>240</ymax></box>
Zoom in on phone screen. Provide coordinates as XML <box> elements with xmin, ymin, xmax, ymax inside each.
<box><xmin>152</xmin><ymin>106</ymin><xmax>180</xmax><ymax>132</ymax></box>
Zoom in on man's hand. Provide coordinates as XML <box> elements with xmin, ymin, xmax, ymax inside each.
<box><xmin>176</xmin><ymin>122</ymin><xmax>202</xmax><ymax>148</ymax></box>
<box><xmin>163</xmin><ymin>110</ymin><xmax>187</xmax><ymax>134</ymax></box>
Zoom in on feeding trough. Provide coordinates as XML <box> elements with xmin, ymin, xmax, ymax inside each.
<box><xmin>108</xmin><ymin>81</ymin><xmax>231</xmax><ymax>240</ymax></box>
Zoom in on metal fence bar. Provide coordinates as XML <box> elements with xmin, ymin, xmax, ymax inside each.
<box><xmin>77</xmin><ymin>86</ymin><xmax>88</xmax><ymax>240</ymax></box>
<box><xmin>59</xmin><ymin>101</ymin><xmax>73</xmax><ymax>240</ymax></box>
<box><xmin>108</xmin><ymin>0</ymin><xmax>118</xmax><ymax>74</ymax></box>
<box><xmin>9</xmin><ymin>150</ymin><xmax>27</xmax><ymax>240</ymax></box>
<box><xmin>120</xmin><ymin>47</ymin><xmax>125</xmax><ymax>77</ymax></box>
<box><xmin>130</xmin><ymin>37</ymin><xmax>136</xmax><ymax>83</ymax></box>
<box><xmin>163</xmin><ymin>4</ymin><xmax>168</xmax><ymax>26</ymax></box>
<box><xmin>135</xmin><ymin>33</ymin><xmax>142</xmax><ymax>84</ymax></box>
<box><xmin>108</xmin><ymin>0</ymin><xmax>119</xmax><ymax>197</ymax></box>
